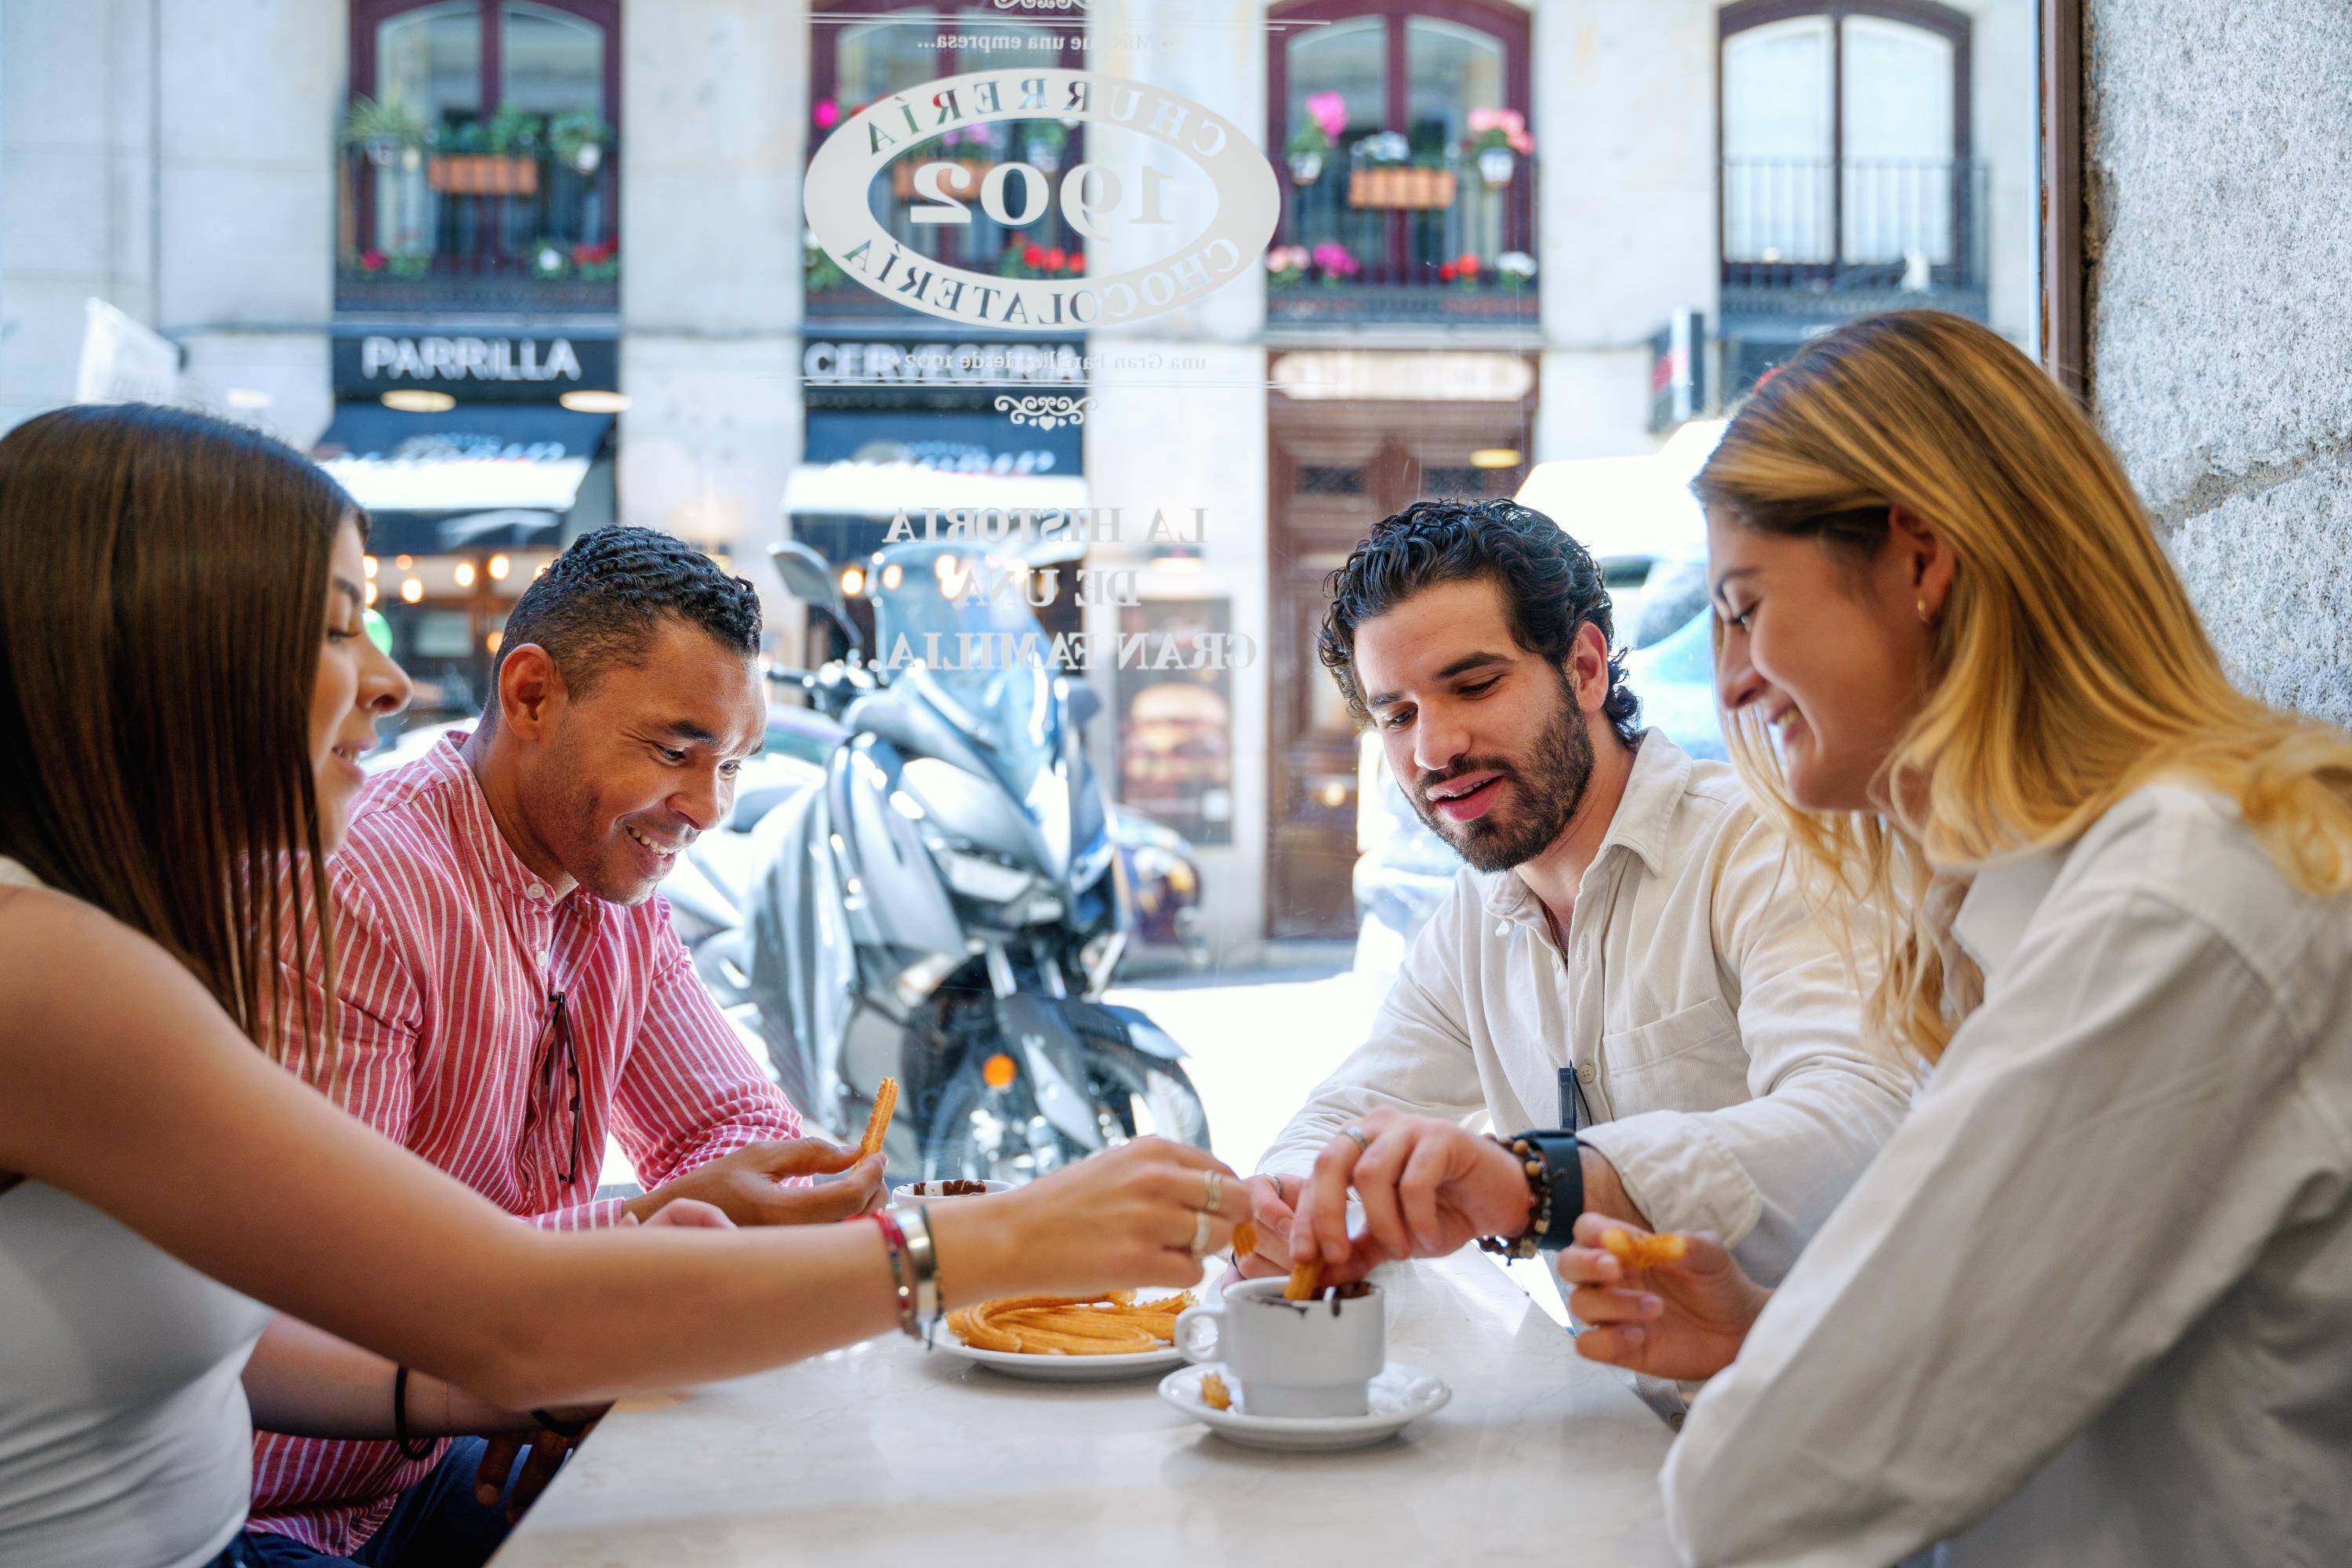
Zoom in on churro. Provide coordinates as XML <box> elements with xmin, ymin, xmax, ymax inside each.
<box><xmin>858</xmin><ymin>1076</ymin><xmax>899</xmax><ymax>1160</ymax></box>
<box><xmin>1232</xmin><ymin>1221</ymin><xmax>1258</xmax><ymax>1259</ymax></box>
<box><xmin>1599</xmin><ymin>1228</ymin><xmax>1689</xmax><ymax>1269</ymax></box>
<box><xmin>1282</xmin><ymin>1258</ymin><xmax>1323</xmax><ymax>1301</ymax></box>
<box><xmin>1199</xmin><ymin>1372</ymin><xmax>1232</xmax><ymax>1410</ymax></box>
<box><xmin>948</xmin><ymin>1291</ymin><xmax>1196</xmax><ymax>1356</ymax></box>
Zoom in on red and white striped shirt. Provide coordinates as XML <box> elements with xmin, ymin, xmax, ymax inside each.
<box><xmin>246</xmin><ymin>733</ymin><xmax>798</xmax><ymax>1555</ymax></box>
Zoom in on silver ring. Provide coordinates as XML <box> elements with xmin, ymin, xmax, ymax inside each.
<box><xmin>1201</xmin><ymin>1167</ymin><xmax>1225</xmax><ymax>1214</ymax></box>
<box><xmin>1343</xmin><ymin>1126</ymin><xmax>1373</xmax><ymax>1156</ymax></box>
<box><xmin>1271</xmin><ymin>1174</ymin><xmax>1288</xmax><ymax>1205</ymax></box>
<box><xmin>1188</xmin><ymin>1209</ymin><xmax>1213</xmax><ymax>1260</ymax></box>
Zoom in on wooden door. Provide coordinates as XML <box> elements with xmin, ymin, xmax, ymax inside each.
<box><xmin>1265</xmin><ymin>391</ymin><xmax>1532</xmax><ymax>938</ymax></box>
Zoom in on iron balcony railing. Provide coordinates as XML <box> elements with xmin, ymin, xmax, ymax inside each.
<box><xmin>1720</xmin><ymin>155</ymin><xmax>1989</xmax><ymax>307</ymax></box>
<box><xmin>336</xmin><ymin>140</ymin><xmax>619</xmax><ymax>315</ymax></box>
<box><xmin>1266</xmin><ymin>147</ymin><xmax>1538</xmax><ymax>328</ymax></box>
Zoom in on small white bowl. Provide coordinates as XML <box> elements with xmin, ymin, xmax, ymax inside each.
<box><xmin>891</xmin><ymin>1179</ymin><xmax>1014</xmax><ymax>1203</ymax></box>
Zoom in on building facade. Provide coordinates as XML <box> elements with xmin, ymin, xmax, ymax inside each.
<box><xmin>0</xmin><ymin>0</ymin><xmax>2038</xmax><ymax>957</ymax></box>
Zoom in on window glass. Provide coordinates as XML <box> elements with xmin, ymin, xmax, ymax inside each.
<box><xmin>501</xmin><ymin>2</ymin><xmax>605</xmax><ymax>117</ymax></box>
<box><xmin>1722</xmin><ymin>15</ymin><xmax>1833</xmax><ymax>262</ymax></box>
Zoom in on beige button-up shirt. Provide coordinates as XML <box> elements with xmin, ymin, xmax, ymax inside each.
<box><xmin>1259</xmin><ymin>732</ymin><xmax>1914</xmax><ymax>1283</ymax></box>
<box><xmin>1664</xmin><ymin>780</ymin><xmax>2352</xmax><ymax>1567</ymax></box>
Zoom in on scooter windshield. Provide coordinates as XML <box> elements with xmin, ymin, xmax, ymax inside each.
<box><xmin>869</xmin><ymin>543</ymin><xmax>1062</xmax><ymax>800</ymax></box>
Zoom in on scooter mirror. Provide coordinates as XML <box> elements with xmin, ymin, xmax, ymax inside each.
<box><xmin>770</xmin><ymin>541</ymin><xmax>866</xmax><ymax>659</ymax></box>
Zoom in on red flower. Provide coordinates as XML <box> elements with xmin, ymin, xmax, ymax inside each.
<box><xmin>1044</xmin><ymin>247</ymin><xmax>1067</xmax><ymax>271</ymax></box>
<box><xmin>359</xmin><ymin>249</ymin><xmax>387</xmax><ymax>272</ymax></box>
<box><xmin>1065</xmin><ymin>251</ymin><xmax>1085</xmax><ymax>272</ymax></box>
<box><xmin>1439</xmin><ymin>260</ymin><xmax>1460</xmax><ymax>282</ymax></box>
<box><xmin>1457</xmin><ymin>253</ymin><xmax>1481</xmax><ymax>277</ymax></box>
<box><xmin>1022</xmin><ymin>243</ymin><xmax>1047</xmax><ymax>268</ymax></box>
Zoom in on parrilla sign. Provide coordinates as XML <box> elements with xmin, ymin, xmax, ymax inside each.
<box><xmin>331</xmin><ymin>332</ymin><xmax>618</xmax><ymax>401</ymax></box>
<box><xmin>804</xmin><ymin>69</ymin><xmax>1279</xmax><ymax>331</ymax></box>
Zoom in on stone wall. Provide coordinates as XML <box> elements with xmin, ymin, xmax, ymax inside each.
<box><xmin>2086</xmin><ymin>0</ymin><xmax>2352</xmax><ymax>722</ymax></box>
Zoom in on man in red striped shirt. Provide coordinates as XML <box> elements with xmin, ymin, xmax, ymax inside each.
<box><xmin>245</xmin><ymin>528</ymin><xmax>882</xmax><ymax>1566</ymax></box>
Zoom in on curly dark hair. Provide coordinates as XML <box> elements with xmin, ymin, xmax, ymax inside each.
<box><xmin>1316</xmin><ymin>497</ymin><xmax>1640</xmax><ymax>746</ymax></box>
<box><xmin>492</xmin><ymin>525</ymin><xmax>762</xmax><ymax>708</ymax></box>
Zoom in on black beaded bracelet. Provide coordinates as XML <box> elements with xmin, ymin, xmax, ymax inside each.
<box><xmin>1475</xmin><ymin>1130</ymin><xmax>1582</xmax><ymax>1259</ymax></box>
<box><xmin>391</xmin><ymin>1366</ymin><xmax>435</xmax><ymax>1461</ymax></box>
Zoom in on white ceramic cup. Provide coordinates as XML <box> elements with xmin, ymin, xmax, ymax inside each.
<box><xmin>1174</xmin><ymin>1277</ymin><xmax>1385</xmax><ymax>1417</ymax></box>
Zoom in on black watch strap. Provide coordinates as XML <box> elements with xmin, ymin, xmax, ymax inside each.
<box><xmin>1478</xmin><ymin>1129</ymin><xmax>1583</xmax><ymax>1259</ymax></box>
<box><xmin>1517</xmin><ymin>1130</ymin><xmax>1583</xmax><ymax>1253</ymax></box>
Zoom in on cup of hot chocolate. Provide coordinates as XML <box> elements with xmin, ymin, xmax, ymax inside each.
<box><xmin>1173</xmin><ymin>1277</ymin><xmax>1385</xmax><ymax>1417</ymax></box>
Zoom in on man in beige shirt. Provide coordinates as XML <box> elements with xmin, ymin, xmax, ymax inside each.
<box><xmin>1240</xmin><ymin>499</ymin><xmax>1911</xmax><ymax>1284</ymax></box>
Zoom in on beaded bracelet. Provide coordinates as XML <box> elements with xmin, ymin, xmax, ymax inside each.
<box><xmin>1475</xmin><ymin>1131</ymin><xmax>1577</xmax><ymax>1261</ymax></box>
<box><xmin>866</xmin><ymin>1210</ymin><xmax>918</xmax><ymax>1338</ymax></box>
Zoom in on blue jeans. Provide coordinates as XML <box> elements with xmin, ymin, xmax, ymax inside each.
<box><xmin>209</xmin><ymin>1436</ymin><xmax>524</xmax><ymax>1568</ymax></box>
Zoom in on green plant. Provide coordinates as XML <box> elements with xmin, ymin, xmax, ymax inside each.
<box><xmin>387</xmin><ymin>249</ymin><xmax>432</xmax><ymax>280</ymax></box>
<box><xmin>339</xmin><ymin>94</ymin><xmax>430</xmax><ymax>151</ymax></box>
<box><xmin>529</xmin><ymin>239</ymin><xmax>570</xmax><ymax>279</ymax></box>
<box><xmin>548</xmin><ymin>111</ymin><xmax>611</xmax><ymax>169</ymax></box>
<box><xmin>806</xmin><ymin>232</ymin><xmax>850</xmax><ymax>292</ymax></box>
<box><xmin>1020</xmin><ymin>119</ymin><xmax>1069</xmax><ymax>157</ymax></box>
<box><xmin>441</xmin><ymin>118</ymin><xmax>489</xmax><ymax>154</ymax></box>
<box><xmin>485</xmin><ymin>106</ymin><xmax>545</xmax><ymax>154</ymax></box>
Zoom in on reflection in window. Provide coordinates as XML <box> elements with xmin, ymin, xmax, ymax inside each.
<box><xmin>1842</xmin><ymin>16</ymin><xmax>1955</xmax><ymax>262</ymax></box>
<box><xmin>1721</xmin><ymin>5</ymin><xmax>1965</xmax><ymax>271</ymax></box>
<box><xmin>501</xmin><ymin>2</ymin><xmax>604</xmax><ymax>116</ymax></box>
<box><xmin>1721</xmin><ymin>16</ymin><xmax>1833</xmax><ymax>262</ymax></box>
<box><xmin>379</xmin><ymin>0</ymin><xmax>483</xmax><ymax>132</ymax></box>
<box><xmin>1405</xmin><ymin>18</ymin><xmax>1504</xmax><ymax>158</ymax></box>
<box><xmin>1286</xmin><ymin>16</ymin><xmax>1386</xmax><ymax>151</ymax></box>
<box><xmin>372</xmin><ymin>2</ymin><xmax>481</xmax><ymax>256</ymax></box>
<box><xmin>815</xmin><ymin>8</ymin><xmax>1080</xmax><ymax>294</ymax></box>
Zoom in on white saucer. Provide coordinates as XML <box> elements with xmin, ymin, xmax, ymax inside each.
<box><xmin>929</xmin><ymin>1335</ymin><xmax>1185</xmax><ymax>1382</ymax></box>
<box><xmin>1158</xmin><ymin>1362</ymin><xmax>1451</xmax><ymax>1450</ymax></box>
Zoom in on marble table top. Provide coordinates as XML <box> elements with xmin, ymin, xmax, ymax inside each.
<box><xmin>492</xmin><ymin>1248</ymin><xmax>1679</xmax><ymax>1566</ymax></box>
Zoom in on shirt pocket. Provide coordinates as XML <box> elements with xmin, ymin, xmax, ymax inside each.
<box><xmin>1600</xmin><ymin>998</ymin><xmax>1744</xmax><ymax>1108</ymax></box>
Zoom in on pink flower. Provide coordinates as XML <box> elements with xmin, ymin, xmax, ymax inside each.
<box><xmin>359</xmin><ymin>249</ymin><xmax>387</xmax><ymax>271</ymax></box>
<box><xmin>1305</xmin><ymin>91</ymin><xmax>1348</xmax><ymax>142</ymax></box>
<box><xmin>1468</xmin><ymin>107</ymin><xmax>1501</xmax><ymax>135</ymax></box>
<box><xmin>814</xmin><ymin>99</ymin><xmax>840</xmax><ymax>130</ymax></box>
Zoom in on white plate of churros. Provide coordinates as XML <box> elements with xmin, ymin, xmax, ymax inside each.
<box><xmin>933</xmin><ymin>1290</ymin><xmax>1195</xmax><ymax>1381</ymax></box>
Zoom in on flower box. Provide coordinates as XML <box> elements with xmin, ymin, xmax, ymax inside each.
<box><xmin>428</xmin><ymin>154</ymin><xmax>539</xmax><ymax>196</ymax></box>
<box><xmin>1348</xmin><ymin>167</ymin><xmax>1457</xmax><ymax>211</ymax></box>
<box><xmin>892</xmin><ymin>158</ymin><xmax>996</xmax><ymax>200</ymax></box>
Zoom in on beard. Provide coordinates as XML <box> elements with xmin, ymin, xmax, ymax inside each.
<box><xmin>1409</xmin><ymin>670</ymin><xmax>1595</xmax><ymax>874</ymax></box>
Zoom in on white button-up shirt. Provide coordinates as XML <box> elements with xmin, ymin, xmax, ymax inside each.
<box><xmin>1664</xmin><ymin>781</ymin><xmax>2352</xmax><ymax>1567</ymax></box>
<box><xmin>1258</xmin><ymin>732</ymin><xmax>1915</xmax><ymax>1283</ymax></box>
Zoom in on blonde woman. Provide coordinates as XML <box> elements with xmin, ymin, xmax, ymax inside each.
<box><xmin>1537</xmin><ymin>311</ymin><xmax>2352</xmax><ymax>1566</ymax></box>
<box><xmin>0</xmin><ymin>405</ymin><xmax>1245</xmax><ymax>1568</ymax></box>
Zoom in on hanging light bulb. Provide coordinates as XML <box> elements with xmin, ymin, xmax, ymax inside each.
<box><xmin>488</xmin><ymin>554</ymin><xmax>511</xmax><ymax>581</ymax></box>
<box><xmin>453</xmin><ymin>561</ymin><xmax>477</xmax><ymax>589</ymax></box>
<box><xmin>400</xmin><ymin>578</ymin><xmax>423</xmax><ymax>604</ymax></box>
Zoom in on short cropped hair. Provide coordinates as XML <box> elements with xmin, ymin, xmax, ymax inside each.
<box><xmin>495</xmin><ymin>525</ymin><xmax>761</xmax><ymax>706</ymax></box>
<box><xmin>1316</xmin><ymin>497</ymin><xmax>1640</xmax><ymax>746</ymax></box>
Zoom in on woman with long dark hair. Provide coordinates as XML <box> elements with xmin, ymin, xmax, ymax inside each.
<box><xmin>0</xmin><ymin>404</ymin><xmax>1246</xmax><ymax>1568</ymax></box>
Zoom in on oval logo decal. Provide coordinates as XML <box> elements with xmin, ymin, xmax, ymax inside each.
<box><xmin>804</xmin><ymin>68</ymin><xmax>1279</xmax><ymax>331</ymax></box>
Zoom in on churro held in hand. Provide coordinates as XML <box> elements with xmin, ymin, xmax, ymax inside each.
<box><xmin>858</xmin><ymin>1076</ymin><xmax>899</xmax><ymax>1160</ymax></box>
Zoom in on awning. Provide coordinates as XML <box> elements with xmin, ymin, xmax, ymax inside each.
<box><xmin>314</xmin><ymin>401</ymin><xmax>614</xmax><ymax>519</ymax></box>
<box><xmin>786</xmin><ymin>408</ymin><xmax>1086</xmax><ymax>520</ymax></box>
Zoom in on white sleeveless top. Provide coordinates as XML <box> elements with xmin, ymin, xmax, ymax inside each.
<box><xmin>0</xmin><ymin>856</ymin><xmax>273</xmax><ymax>1567</ymax></box>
